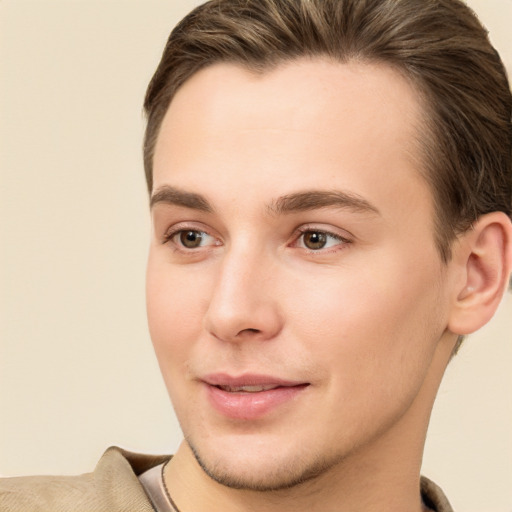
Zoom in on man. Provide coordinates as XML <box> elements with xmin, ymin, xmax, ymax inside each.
<box><xmin>1</xmin><ymin>0</ymin><xmax>511</xmax><ymax>511</ymax></box>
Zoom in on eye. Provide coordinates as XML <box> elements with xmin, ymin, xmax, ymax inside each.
<box><xmin>170</xmin><ymin>229</ymin><xmax>218</xmax><ymax>249</ymax></box>
<box><xmin>295</xmin><ymin>229</ymin><xmax>349</xmax><ymax>251</ymax></box>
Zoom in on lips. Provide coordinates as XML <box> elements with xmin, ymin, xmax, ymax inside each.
<box><xmin>202</xmin><ymin>373</ymin><xmax>309</xmax><ymax>420</ymax></box>
<box><xmin>216</xmin><ymin>384</ymin><xmax>281</xmax><ymax>393</ymax></box>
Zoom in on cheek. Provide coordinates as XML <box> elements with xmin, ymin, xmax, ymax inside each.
<box><xmin>146</xmin><ymin>256</ymin><xmax>208</xmax><ymax>369</ymax></box>
<box><xmin>289</xmin><ymin>271</ymin><xmax>443</xmax><ymax>451</ymax></box>
<box><xmin>287</xmin><ymin>255</ymin><xmax>445</xmax><ymax>389</ymax></box>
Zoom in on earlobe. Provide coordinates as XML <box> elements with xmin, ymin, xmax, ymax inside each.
<box><xmin>448</xmin><ymin>212</ymin><xmax>512</xmax><ymax>336</ymax></box>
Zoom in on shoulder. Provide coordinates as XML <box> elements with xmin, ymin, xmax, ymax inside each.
<box><xmin>421</xmin><ymin>475</ymin><xmax>454</xmax><ymax>512</ymax></box>
<box><xmin>0</xmin><ymin>446</ymin><xmax>170</xmax><ymax>512</ymax></box>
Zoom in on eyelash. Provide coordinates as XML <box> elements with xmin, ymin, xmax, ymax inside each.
<box><xmin>293</xmin><ymin>227</ymin><xmax>352</xmax><ymax>253</ymax></box>
<box><xmin>162</xmin><ymin>225</ymin><xmax>219</xmax><ymax>251</ymax></box>
<box><xmin>162</xmin><ymin>225</ymin><xmax>352</xmax><ymax>254</ymax></box>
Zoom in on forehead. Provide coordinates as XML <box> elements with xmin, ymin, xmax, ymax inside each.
<box><xmin>153</xmin><ymin>58</ymin><xmax>431</xmax><ymax>220</ymax></box>
<box><xmin>159</xmin><ymin>58</ymin><xmax>422</xmax><ymax>136</ymax></box>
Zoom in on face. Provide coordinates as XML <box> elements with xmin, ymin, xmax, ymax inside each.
<box><xmin>147</xmin><ymin>59</ymin><xmax>453</xmax><ymax>491</ymax></box>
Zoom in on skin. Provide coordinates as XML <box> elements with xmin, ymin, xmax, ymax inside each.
<box><xmin>146</xmin><ymin>59</ymin><xmax>482</xmax><ymax>511</ymax></box>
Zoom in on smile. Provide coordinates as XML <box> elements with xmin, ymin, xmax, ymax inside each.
<box><xmin>215</xmin><ymin>384</ymin><xmax>281</xmax><ymax>393</ymax></box>
<box><xmin>202</xmin><ymin>374</ymin><xmax>310</xmax><ymax>420</ymax></box>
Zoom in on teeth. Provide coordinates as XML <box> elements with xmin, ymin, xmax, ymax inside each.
<box><xmin>219</xmin><ymin>385</ymin><xmax>279</xmax><ymax>393</ymax></box>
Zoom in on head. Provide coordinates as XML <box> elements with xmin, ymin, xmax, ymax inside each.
<box><xmin>144</xmin><ymin>0</ymin><xmax>512</xmax><ymax>497</ymax></box>
<box><xmin>144</xmin><ymin>0</ymin><xmax>512</xmax><ymax>262</ymax></box>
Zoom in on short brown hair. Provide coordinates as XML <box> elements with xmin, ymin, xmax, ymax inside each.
<box><xmin>144</xmin><ymin>0</ymin><xmax>511</xmax><ymax>263</ymax></box>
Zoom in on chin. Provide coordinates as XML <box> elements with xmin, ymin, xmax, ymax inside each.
<box><xmin>186</xmin><ymin>436</ymin><xmax>341</xmax><ymax>492</ymax></box>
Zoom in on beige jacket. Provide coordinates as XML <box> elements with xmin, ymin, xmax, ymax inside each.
<box><xmin>0</xmin><ymin>446</ymin><xmax>453</xmax><ymax>511</ymax></box>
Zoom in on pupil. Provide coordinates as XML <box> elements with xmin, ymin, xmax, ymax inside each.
<box><xmin>181</xmin><ymin>231</ymin><xmax>202</xmax><ymax>248</ymax></box>
<box><xmin>305</xmin><ymin>232</ymin><xmax>326</xmax><ymax>250</ymax></box>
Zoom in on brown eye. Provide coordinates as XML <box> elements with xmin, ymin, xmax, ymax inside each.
<box><xmin>179</xmin><ymin>230</ymin><xmax>204</xmax><ymax>248</ymax></box>
<box><xmin>302</xmin><ymin>231</ymin><xmax>328</xmax><ymax>250</ymax></box>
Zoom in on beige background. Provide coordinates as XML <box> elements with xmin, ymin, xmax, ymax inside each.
<box><xmin>1</xmin><ymin>1</ymin><xmax>511</xmax><ymax>511</ymax></box>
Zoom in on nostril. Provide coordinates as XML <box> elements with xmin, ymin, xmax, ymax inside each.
<box><xmin>240</xmin><ymin>328</ymin><xmax>261</xmax><ymax>334</ymax></box>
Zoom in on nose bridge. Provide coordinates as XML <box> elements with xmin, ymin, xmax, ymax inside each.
<box><xmin>204</xmin><ymin>239</ymin><xmax>281</xmax><ymax>342</ymax></box>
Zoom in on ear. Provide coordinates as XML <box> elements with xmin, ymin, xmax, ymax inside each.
<box><xmin>448</xmin><ymin>212</ymin><xmax>512</xmax><ymax>336</ymax></box>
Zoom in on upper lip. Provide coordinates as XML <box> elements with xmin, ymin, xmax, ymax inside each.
<box><xmin>201</xmin><ymin>373</ymin><xmax>308</xmax><ymax>388</ymax></box>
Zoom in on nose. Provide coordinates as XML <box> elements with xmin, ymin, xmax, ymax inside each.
<box><xmin>203</xmin><ymin>247</ymin><xmax>283</xmax><ymax>343</ymax></box>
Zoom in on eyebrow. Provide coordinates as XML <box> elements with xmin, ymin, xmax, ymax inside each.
<box><xmin>150</xmin><ymin>185</ymin><xmax>213</xmax><ymax>212</ymax></box>
<box><xmin>150</xmin><ymin>185</ymin><xmax>380</xmax><ymax>217</ymax></box>
<box><xmin>267</xmin><ymin>190</ymin><xmax>380</xmax><ymax>216</ymax></box>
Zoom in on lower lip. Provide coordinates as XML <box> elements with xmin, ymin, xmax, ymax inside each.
<box><xmin>206</xmin><ymin>384</ymin><xmax>309</xmax><ymax>420</ymax></box>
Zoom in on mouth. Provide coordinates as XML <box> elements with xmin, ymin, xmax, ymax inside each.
<box><xmin>202</xmin><ymin>374</ymin><xmax>310</xmax><ymax>420</ymax></box>
<box><xmin>214</xmin><ymin>384</ymin><xmax>286</xmax><ymax>393</ymax></box>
